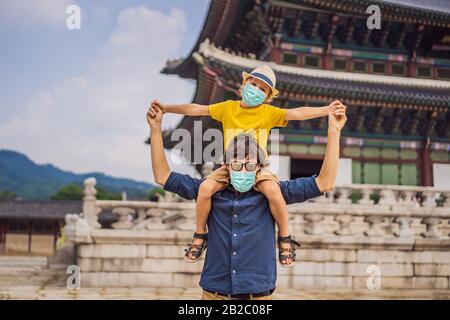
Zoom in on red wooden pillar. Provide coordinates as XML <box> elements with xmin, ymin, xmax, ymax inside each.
<box><xmin>53</xmin><ymin>222</ymin><xmax>59</xmax><ymax>253</ymax></box>
<box><xmin>0</xmin><ymin>222</ymin><xmax>5</xmax><ymax>252</ymax></box>
<box><xmin>408</xmin><ymin>50</ymin><xmax>417</xmax><ymax>77</ymax></box>
<box><xmin>323</xmin><ymin>42</ymin><xmax>332</xmax><ymax>70</ymax></box>
<box><xmin>270</xmin><ymin>47</ymin><xmax>282</xmax><ymax>64</ymax></box>
<box><xmin>420</xmin><ymin>139</ymin><xmax>433</xmax><ymax>186</ymax></box>
<box><xmin>27</xmin><ymin>221</ymin><xmax>32</xmax><ymax>254</ymax></box>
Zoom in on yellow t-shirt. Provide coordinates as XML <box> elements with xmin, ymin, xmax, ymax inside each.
<box><xmin>209</xmin><ymin>100</ymin><xmax>288</xmax><ymax>152</ymax></box>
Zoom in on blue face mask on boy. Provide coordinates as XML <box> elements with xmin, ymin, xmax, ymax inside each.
<box><xmin>230</xmin><ymin>170</ymin><xmax>256</xmax><ymax>193</ymax></box>
<box><xmin>242</xmin><ymin>83</ymin><xmax>266</xmax><ymax>107</ymax></box>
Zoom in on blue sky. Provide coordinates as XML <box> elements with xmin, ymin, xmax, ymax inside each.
<box><xmin>0</xmin><ymin>0</ymin><xmax>210</xmax><ymax>182</ymax></box>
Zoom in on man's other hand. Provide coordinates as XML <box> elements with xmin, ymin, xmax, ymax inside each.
<box><xmin>147</xmin><ymin>104</ymin><xmax>163</xmax><ymax>128</ymax></box>
<box><xmin>328</xmin><ymin>104</ymin><xmax>347</xmax><ymax>132</ymax></box>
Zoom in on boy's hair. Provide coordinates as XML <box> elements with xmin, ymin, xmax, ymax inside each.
<box><xmin>238</xmin><ymin>77</ymin><xmax>274</xmax><ymax>104</ymax></box>
<box><xmin>224</xmin><ymin>133</ymin><xmax>268</xmax><ymax>166</ymax></box>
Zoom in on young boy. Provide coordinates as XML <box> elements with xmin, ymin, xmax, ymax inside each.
<box><xmin>149</xmin><ymin>65</ymin><xmax>346</xmax><ymax>267</ymax></box>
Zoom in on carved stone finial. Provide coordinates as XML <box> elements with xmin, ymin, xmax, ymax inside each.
<box><xmin>64</xmin><ymin>214</ymin><xmax>93</xmax><ymax>243</ymax></box>
<box><xmin>83</xmin><ymin>177</ymin><xmax>97</xmax><ymax>199</ymax></box>
<box><xmin>82</xmin><ymin>177</ymin><xmax>101</xmax><ymax>229</ymax></box>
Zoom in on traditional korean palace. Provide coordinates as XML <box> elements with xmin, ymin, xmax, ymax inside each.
<box><xmin>161</xmin><ymin>0</ymin><xmax>450</xmax><ymax>187</ymax></box>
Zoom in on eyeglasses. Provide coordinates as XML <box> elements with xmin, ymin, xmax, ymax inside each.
<box><xmin>230</xmin><ymin>161</ymin><xmax>258</xmax><ymax>172</ymax></box>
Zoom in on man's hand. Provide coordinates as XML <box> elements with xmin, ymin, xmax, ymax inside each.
<box><xmin>148</xmin><ymin>99</ymin><xmax>167</xmax><ymax>117</ymax></box>
<box><xmin>147</xmin><ymin>104</ymin><xmax>163</xmax><ymax>128</ymax></box>
<box><xmin>328</xmin><ymin>102</ymin><xmax>347</xmax><ymax>132</ymax></box>
<box><xmin>327</xmin><ymin>100</ymin><xmax>346</xmax><ymax>116</ymax></box>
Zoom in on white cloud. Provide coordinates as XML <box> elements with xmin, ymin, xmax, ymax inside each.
<box><xmin>0</xmin><ymin>6</ymin><xmax>199</xmax><ymax>183</ymax></box>
<box><xmin>0</xmin><ymin>0</ymin><xmax>75</xmax><ymax>27</ymax></box>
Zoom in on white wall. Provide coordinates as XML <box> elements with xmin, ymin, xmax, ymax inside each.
<box><xmin>336</xmin><ymin>158</ymin><xmax>353</xmax><ymax>186</ymax></box>
<box><xmin>268</xmin><ymin>155</ymin><xmax>291</xmax><ymax>181</ymax></box>
<box><xmin>433</xmin><ymin>163</ymin><xmax>450</xmax><ymax>188</ymax></box>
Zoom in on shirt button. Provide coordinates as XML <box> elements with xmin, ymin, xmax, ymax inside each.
<box><xmin>233</xmin><ymin>233</ymin><xmax>237</xmax><ymax>237</ymax></box>
<box><xmin>233</xmin><ymin>214</ymin><xmax>237</xmax><ymax>218</ymax></box>
<box><xmin>233</xmin><ymin>251</ymin><xmax>236</xmax><ymax>255</ymax></box>
<box><xmin>232</xmin><ymin>270</ymin><xmax>236</xmax><ymax>274</ymax></box>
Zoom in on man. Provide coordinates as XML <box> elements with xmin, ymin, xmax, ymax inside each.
<box><xmin>147</xmin><ymin>104</ymin><xmax>347</xmax><ymax>300</ymax></box>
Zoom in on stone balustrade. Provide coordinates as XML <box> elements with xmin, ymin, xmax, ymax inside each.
<box><xmin>64</xmin><ymin>177</ymin><xmax>450</xmax><ymax>290</ymax></box>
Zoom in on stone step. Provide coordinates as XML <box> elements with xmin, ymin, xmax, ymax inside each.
<box><xmin>0</xmin><ymin>267</ymin><xmax>67</xmax><ymax>288</ymax></box>
<box><xmin>0</xmin><ymin>256</ymin><xmax>48</xmax><ymax>268</ymax></box>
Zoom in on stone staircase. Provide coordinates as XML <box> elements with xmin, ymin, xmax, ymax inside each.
<box><xmin>0</xmin><ymin>256</ymin><xmax>66</xmax><ymax>288</ymax></box>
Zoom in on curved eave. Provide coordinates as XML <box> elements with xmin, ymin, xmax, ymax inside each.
<box><xmin>161</xmin><ymin>0</ymin><xmax>253</xmax><ymax>79</ymax></box>
<box><xmin>199</xmin><ymin>42</ymin><xmax>450</xmax><ymax>108</ymax></box>
<box><xmin>278</xmin><ymin>0</ymin><xmax>450</xmax><ymax>27</ymax></box>
<box><xmin>196</xmin><ymin>32</ymin><xmax>450</xmax><ymax>91</ymax></box>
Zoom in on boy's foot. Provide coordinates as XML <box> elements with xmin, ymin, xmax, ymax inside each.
<box><xmin>184</xmin><ymin>232</ymin><xmax>208</xmax><ymax>263</ymax></box>
<box><xmin>277</xmin><ymin>235</ymin><xmax>301</xmax><ymax>268</ymax></box>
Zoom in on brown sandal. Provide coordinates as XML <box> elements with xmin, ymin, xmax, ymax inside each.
<box><xmin>184</xmin><ymin>232</ymin><xmax>208</xmax><ymax>263</ymax></box>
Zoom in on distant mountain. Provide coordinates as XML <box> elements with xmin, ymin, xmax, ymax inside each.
<box><xmin>0</xmin><ymin>149</ymin><xmax>155</xmax><ymax>200</ymax></box>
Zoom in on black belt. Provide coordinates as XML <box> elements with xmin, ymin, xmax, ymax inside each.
<box><xmin>204</xmin><ymin>288</ymin><xmax>274</xmax><ymax>299</ymax></box>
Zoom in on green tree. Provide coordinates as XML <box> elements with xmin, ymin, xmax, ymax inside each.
<box><xmin>147</xmin><ymin>187</ymin><xmax>165</xmax><ymax>201</ymax></box>
<box><xmin>51</xmin><ymin>183</ymin><xmax>123</xmax><ymax>201</ymax></box>
<box><xmin>50</xmin><ymin>184</ymin><xmax>83</xmax><ymax>200</ymax></box>
<box><xmin>96</xmin><ymin>186</ymin><xmax>121</xmax><ymax>200</ymax></box>
<box><xmin>0</xmin><ymin>189</ymin><xmax>18</xmax><ymax>201</ymax></box>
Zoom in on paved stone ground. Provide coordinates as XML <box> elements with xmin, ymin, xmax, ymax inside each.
<box><xmin>2</xmin><ymin>286</ymin><xmax>450</xmax><ymax>300</ymax></box>
<box><xmin>1</xmin><ymin>256</ymin><xmax>449</xmax><ymax>300</ymax></box>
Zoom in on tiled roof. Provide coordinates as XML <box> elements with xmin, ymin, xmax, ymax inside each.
<box><xmin>281</xmin><ymin>0</ymin><xmax>450</xmax><ymax>26</ymax></box>
<box><xmin>197</xmin><ymin>40</ymin><xmax>450</xmax><ymax>108</ymax></box>
<box><xmin>0</xmin><ymin>200</ymin><xmax>116</xmax><ymax>222</ymax></box>
<box><xmin>0</xmin><ymin>201</ymin><xmax>82</xmax><ymax>220</ymax></box>
<box><xmin>383</xmin><ymin>0</ymin><xmax>450</xmax><ymax>14</ymax></box>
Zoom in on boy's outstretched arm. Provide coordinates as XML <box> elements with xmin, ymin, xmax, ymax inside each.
<box><xmin>284</xmin><ymin>100</ymin><xmax>345</xmax><ymax>121</ymax></box>
<box><xmin>147</xmin><ymin>107</ymin><xmax>171</xmax><ymax>186</ymax></box>
<box><xmin>149</xmin><ymin>100</ymin><xmax>209</xmax><ymax>117</ymax></box>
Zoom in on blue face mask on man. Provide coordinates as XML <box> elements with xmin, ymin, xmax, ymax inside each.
<box><xmin>242</xmin><ymin>83</ymin><xmax>266</xmax><ymax>107</ymax></box>
<box><xmin>230</xmin><ymin>170</ymin><xmax>256</xmax><ymax>193</ymax></box>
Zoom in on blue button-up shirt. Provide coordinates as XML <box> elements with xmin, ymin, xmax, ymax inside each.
<box><xmin>163</xmin><ymin>171</ymin><xmax>323</xmax><ymax>294</ymax></box>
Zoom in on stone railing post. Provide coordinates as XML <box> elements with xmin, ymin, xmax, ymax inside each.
<box><xmin>112</xmin><ymin>207</ymin><xmax>135</xmax><ymax>229</ymax></box>
<box><xmin>359</xmin><ymin>187</ymin><xmax>374</xmax><ymax>205</ymax></box>
<box><xmin>334</xmin><ymin>214</ymin><xmax>354</xmax><ymax>235</ymax></box>
<box><xmin>364</xmin><ymin>216</ymin><xmax>386</xmax><ymax>237</ymax></box>
<box><xmin>335</xmin><ymin>186</ymin><xmax>352</xmax><ymax>204</ymax></box>
<box><xmin>394</xmin><ymin>216</ymin><xmax>414</xmax><ymax>237</ymax></box>
<box><xmin>422</xmin><ymin>190</ymin><xmax>437</xmax><ymax>207</ymax></box>
<box><xmin>82</xmin><ymin>177</ymin><xmax>101</xmax><ymax>229</ymax></box>
<box><xmin>421</xmin><ymin>217</ymin><xmax>442</xmax><ymax>238</ymax></box>
<box><xmin>304</xmin><ymin>214</ymin><xmax>325</xmax><ymax>235</ymax></box>
<box><xmin>401</xmin><ymin>190</ymin><xmax>416</xmax><ymax>206</ymax></box>
<box><xmin>378</xmin><ymin>188</ymin><xmax>397</xmax><ymax>206</ymax></box>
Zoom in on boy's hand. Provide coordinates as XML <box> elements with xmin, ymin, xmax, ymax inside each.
<box><xmin>329</xmin><ymin>108</ymin><xmax>347</xmax><ymax>132</ymax></box>
<box><xmin>147</xmin><ymin>104</ymin><xmax>163</xmax><ymax>128</ymax></box>
<box><xmin>328</xmin><ymin>100</ymin><xmax>346</xmax><ymax>116</ymax></box>
<box><xmin>328</xmin><ymin>100</ymin><xmax>347</xmax><ymax>131</ymax></box>
<box><xmin>148</xmin><ymin>99</ymin><xmax>167</xmax><ymax>117</ymax></box>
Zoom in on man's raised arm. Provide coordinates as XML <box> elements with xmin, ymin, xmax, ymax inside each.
<box><xmin>315</xmin><ymin>107</ymin><xmax>347</xmax><ymax>192</ymax></box>
<box><xmin>147</xmin><ymin>107</ymin><xmax>171</xmax><ymax>186</ymax></box>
